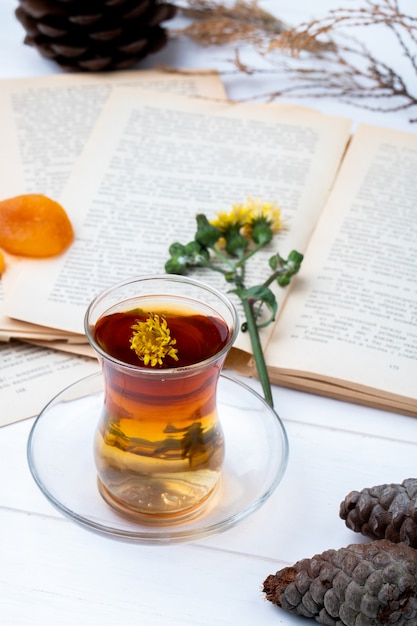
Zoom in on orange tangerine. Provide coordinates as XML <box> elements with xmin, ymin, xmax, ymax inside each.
<box><xmin>0</xmin><ymin>194</ymin><xmax>74</xmax><ymax>257</ymax></box>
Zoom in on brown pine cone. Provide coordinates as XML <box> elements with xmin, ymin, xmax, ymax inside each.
<box><xmin>263</xmin><ymin>540</ymin><xmax>417</xmax><ymax>625</ymax></box>
<box><xmin>15</xmin><ymin>0</ymin><xmax>177</xmax><ymax>71</ymax></box>
<box><xmin>340</xmin><ymin>479</ymin><xmax>417</xmax><ymax>548</ymax></box>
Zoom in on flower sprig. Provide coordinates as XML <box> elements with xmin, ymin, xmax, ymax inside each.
<box><xmin>165</xmin><ymin>198</ymin><xmax>303</xmax><ymax>407</ymax></box>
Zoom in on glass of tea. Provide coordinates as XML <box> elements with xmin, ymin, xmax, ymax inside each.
<box><xmin>84</xmin><ymin>275</ymin><xmax>238</xmax><ymax>524</ymax></box>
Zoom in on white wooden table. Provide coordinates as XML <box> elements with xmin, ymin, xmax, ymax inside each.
<box><xmin>1</xmin><ymin>1</ymin><xmax>416</xmax><ymax>624</ymax></box>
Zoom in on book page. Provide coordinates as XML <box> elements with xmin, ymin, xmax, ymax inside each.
<box><xmin>265</xmin><ymin>125</ymin><xmax>417</xmax><ymax>408</ymax></box>
<box><xmin>0</xmin><ymin>69</ymin><xmax>226</xmax><ymax>338</ymax></box>
<box><xmin>0</xmin><ymin>69</ymin><xmax>226</xmax><ymax>199</ymax></box>
<box><xmin>0</xmin><ymin>340</ymin><xmax>99</xmax><ymax>426</ymax></box>
<box><xmin>0</xmin><ymin>264</ymin><xmax>83</xmax><ymax>342</ymax></box>
<box><xmin>4</xmin><ymin>90</ymin><xmax>352</xmax><ymax>357</ymax></box>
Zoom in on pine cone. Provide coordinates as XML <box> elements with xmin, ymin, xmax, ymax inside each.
<box><xmin>15</xmin><ymin>0</ymin><xmax>177</xmax><ymax>71</ymax></box>
<box><xmin>263</xmin><ymin>540</ymin><xmax>417</xmax><ymax>625</ymax></box>
<box><xmin>340</xmin><ymin>479</ymin><xmax>417</xmax><ymax>548</ymax></box>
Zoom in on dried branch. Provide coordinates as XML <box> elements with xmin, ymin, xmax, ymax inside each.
<box><xmin>172</xmin><ymin>0</ymin><xmax>417</xmax><ymax>121</ymax></box>
<box><xmin>265</xmin><ymin>0</ymin><xmax>417</xmax><ymax>119</ymax></box>
<box><xmin>273</xmin><ymin>0</ymin><xmax>417</xmax><ymax>48</ymax></box>
<box><xmin>173</xmin><ymin>0</ymin><xmax>287</xmax><ymax>46</ymax></box>
<box><xmin>172</xmin><ymin>0</ymin><xmax>333</xmax><ymax>53</ymax></box>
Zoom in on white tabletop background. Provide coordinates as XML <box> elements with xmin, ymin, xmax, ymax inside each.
<box><xmin>0</xmin><ymin>1</ymin><xmax>416</xmax><ymax>624</ymax></box>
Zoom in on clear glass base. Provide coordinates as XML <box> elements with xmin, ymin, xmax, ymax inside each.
<box><xmin>97</xmin><ymin>475</ymin><xmax>220</xmax><ymax>525</ymax></box>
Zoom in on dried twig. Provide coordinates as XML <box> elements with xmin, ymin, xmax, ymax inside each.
<box><xmin>173</xmin><ymin>0</ymin><xmax>287</xmax><ymax>47</ymax></box>
<box><xmin>172</xmin><ymin>0</ymin><xmax>417</xmax><ymax>121</ymax></box>
<box><xmin>172</xmin><ymin>0</ymin><xmax>334</xmax><ymax>53</ymax></box>
<box><xmin>266</xmin><ymin>0</ymin><xmax>417</xmax><ymax>119</ymax></box>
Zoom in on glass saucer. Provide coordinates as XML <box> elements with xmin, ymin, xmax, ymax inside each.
<box><xmin>27</xmin><ymin>372</ymin><xmax>289</xmax><ymax>544</ymax></box>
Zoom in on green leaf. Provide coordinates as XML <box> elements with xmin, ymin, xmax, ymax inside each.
<box><xmin>235</xmin><ymin>285</ymin><xmax>277</xmax><ymax>328</ymax></box>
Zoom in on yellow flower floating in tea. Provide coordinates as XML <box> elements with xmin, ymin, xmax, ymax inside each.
<box><xmin>130</xmin><ymin>312</ymin><xmax>179</xmax><ymax>367</ymax></box>
<box><xmin>165</xmin><ymin>197</ymin><xmax>303</xmax><ymax>407</ymax></box>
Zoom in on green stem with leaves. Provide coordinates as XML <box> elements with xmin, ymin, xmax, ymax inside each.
<box><xmin>165</xmin><ymin>204</ymin><xmax>303</xmax><ymax>408</ymax></box>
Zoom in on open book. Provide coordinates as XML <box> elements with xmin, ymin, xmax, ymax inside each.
<box><xmin>2</xmin><ymin>81</ymin><xmax>416</xmax><ymax>416</ymax></box>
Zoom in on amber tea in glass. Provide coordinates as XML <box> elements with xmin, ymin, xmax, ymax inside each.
<box><xmin>85</xmin><ymin>275</ymin><xmax>238</xmax><ymax>524</ymax></box>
